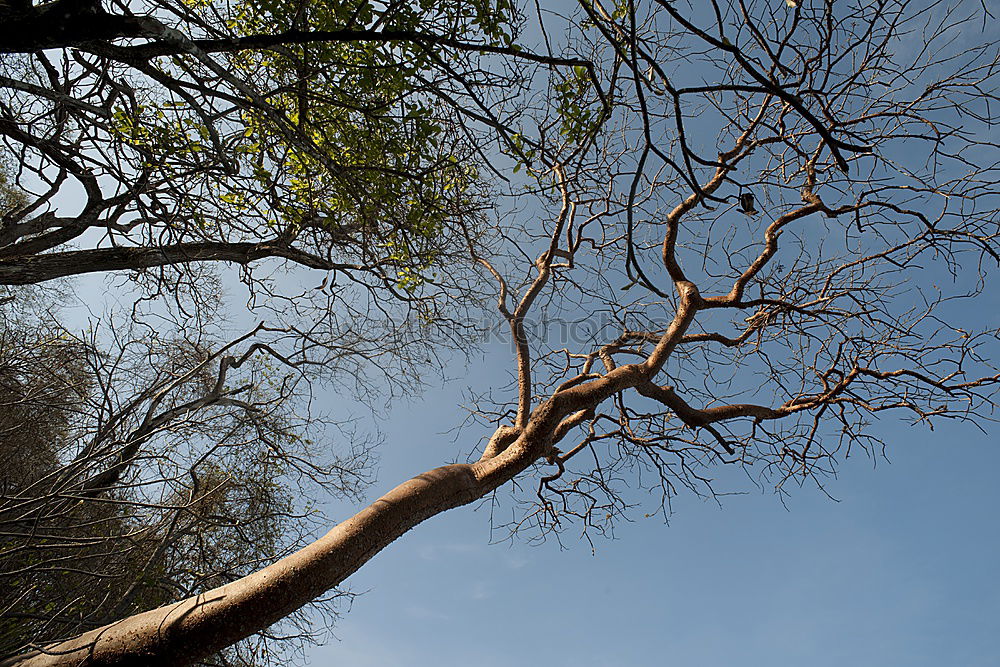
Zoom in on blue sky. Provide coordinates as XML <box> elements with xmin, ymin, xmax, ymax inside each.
<box><xmin>309</xmin><ymin>336</ymin><xmax>1000</xmax><ymax>667</ymax></box>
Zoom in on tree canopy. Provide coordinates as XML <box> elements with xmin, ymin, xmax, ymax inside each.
<box><xmin>1</xmin><ymin>0</ymin><xmax>998</xmax><ymax>665</ymax></box>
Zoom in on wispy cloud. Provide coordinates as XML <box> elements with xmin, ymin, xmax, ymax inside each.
<box><xmin>503</xmin><ymin>553</ymin><xmax>529</xmax><ymax>569</ymax></box>
<box><xmin>404</xmin><ymin>604</ymin><xmax>452</xmax><ymax>621</ymax></box>
<box><xmin>469</xmin><ymin>581</ymin><xmax>492</xmax><ymax>600</ymax></box>
<box><xmin>416</xmin><ymin>542</ymin><xmax>482</xmax><ymax>561</ymax></box>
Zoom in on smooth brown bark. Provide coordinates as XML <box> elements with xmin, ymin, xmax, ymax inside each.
<box><xmin>3</xmin><ymin>462</ymin><xmax>496</xmax><ymax>666</ymax></box>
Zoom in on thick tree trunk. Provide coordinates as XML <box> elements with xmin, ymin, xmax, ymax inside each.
<box><xmin>3</xmin><ymin>464</ymin><xmax>488</xmax><ymax>665</ymax></box>
<box><xmin>1</xmin><ymin>443</ymin><xmax>541</xmax><ymax>666</ymax></box>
